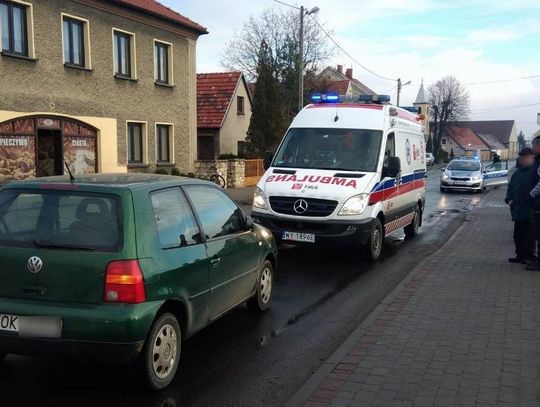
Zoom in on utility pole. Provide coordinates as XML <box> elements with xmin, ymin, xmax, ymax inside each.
<box><xmin>298</xmin><ymin>6</ymin><xmax>319</xmax><ymax>112</ymax></box>
<box><xmin>396</xmin><ymin>78</ymin><xmax>411</xmax><ymax>107</ymax></box>
<box><xmin>299</xmin><ymin>5</ymin><xmax>304</xmax><ymax>113</ymax></box>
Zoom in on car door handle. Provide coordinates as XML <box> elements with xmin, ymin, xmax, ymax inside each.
<box><xmin>210</xmin><ymin>257</ymin><xmax>221</xmax><ymax>267</ymax></box>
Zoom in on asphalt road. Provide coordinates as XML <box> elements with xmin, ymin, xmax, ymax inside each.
<box><xmin>0</xmin><ymin>168</ymin><xmax>487</xmax><ymax>407</ymax></box>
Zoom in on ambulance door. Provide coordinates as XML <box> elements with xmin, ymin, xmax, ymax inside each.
<box><xmin>381</xmin><ymin>133</ymin><xmax>400</xmax><ymax>223</ymax></box>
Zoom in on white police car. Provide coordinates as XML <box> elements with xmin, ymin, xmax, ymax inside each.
<box><xmin>440</xmin><ymin>157</ymin><xmax>508</xmax><ymax>193</ymax></box>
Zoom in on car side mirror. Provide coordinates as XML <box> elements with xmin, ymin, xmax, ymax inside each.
<box><xmin>244</xmin><ymin>215</ymin><xmax>254</xmax><ymax>230</ymax></box>
<box><xmin>440</xmin><ymin>167</ymin><xmax>446</xmax><ymax>171</ymax></box>
<box><xmin>387</xmin><ymin>156</ymin><xmax>401</xmax><ymax>178</ymax></box>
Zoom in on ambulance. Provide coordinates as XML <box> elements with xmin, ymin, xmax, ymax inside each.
<box><xmin>251</xmin><ymin>93</ymin><xmax>427</xmax><ymax>260</ymax></box>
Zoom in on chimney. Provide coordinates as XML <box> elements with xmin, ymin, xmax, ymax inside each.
<box><xmin>346</xmin><ymin>68</ymin><xmax>353</xmax><ymax>79</ymax></box>
<box><xmin>337</xmin><ymin>64</ymin><xmax>343</xmax><ymax>74</ymax></box>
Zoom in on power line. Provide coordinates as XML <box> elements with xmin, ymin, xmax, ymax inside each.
<box><xmin>308</xmin><ymin>14</ymin><xmax>396</xmax><ymax>82</ymax></box>
<box><xmin>411</xmin><ymin>74</ymin><xmax>540</xmax><ymax>88</ymax></box>
<box><xmin>271</xmin><ymin>0</ymin><xmax>300</xmax><ymax>9</ymax></box>
<box><xmin>471</xmin><ymin>102</ymin><xmax>540</xmax><ymax>112</ymax></box>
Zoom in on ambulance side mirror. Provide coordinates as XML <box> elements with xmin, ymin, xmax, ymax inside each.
<box><xmin>387</xmin><ymin>156</ymin><xmax>401</xmax><ymax>178</ymax></box>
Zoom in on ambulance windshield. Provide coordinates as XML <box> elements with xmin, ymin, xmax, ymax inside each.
<box><xmin>273</xmin><ymin>128</ymin><xmax>382</xmax><ymax>172</ymax></box>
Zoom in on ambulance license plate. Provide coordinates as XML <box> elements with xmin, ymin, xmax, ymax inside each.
<box><xmin>282</xmin><ymin>231</ymin><xmax>315</xmax><ymax>243</ymax></box>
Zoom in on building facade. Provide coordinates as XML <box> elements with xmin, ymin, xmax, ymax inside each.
<box><xmin>0</xmin><ymin>0</ymin><xmax>206</xmax><ymax>183</ymax></box>
<box><xmin>197</xmin><ymin>72</ymin><xmax>252</xmax><ymax>159</ymax></box>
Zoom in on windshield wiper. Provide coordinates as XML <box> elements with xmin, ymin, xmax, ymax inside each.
<box><xmin>31</xmin><ymin>239</ymin><xmax>97</xmax><ymax>251</ymax></box>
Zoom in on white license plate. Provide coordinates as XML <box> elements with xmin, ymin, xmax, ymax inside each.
<box><xmin>282</xmin><ymin>231</ymin><xmax>315</xmax><ymax>243</ymax></box>
<box><xmin>453</xmin><ymin>181</ymin><xmax>466</xmax><ymax>186</ymax></box>
<box><xmin>0</xmin><ymin>314</ymin><xmax>19</xmax><ymax>333</ymax></box>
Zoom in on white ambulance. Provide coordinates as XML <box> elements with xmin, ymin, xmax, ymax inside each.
<box><xmin>251</xmin><ymin>93</ymin><xmax>427</xmax><ymax>260</ymax></box>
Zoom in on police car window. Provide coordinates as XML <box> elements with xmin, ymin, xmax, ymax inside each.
<box><xmin>273</xmin><ymin>128</ymin><xmax>383</xmax><ymax>172</ymax></box>
<box><xmin>447</xmin><ymin>161</ymin><xmax>480</xmax><ymax>171</ymax></box>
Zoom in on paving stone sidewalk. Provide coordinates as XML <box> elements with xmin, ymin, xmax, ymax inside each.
<box><xmin>286</xmin><ymin>188</ymin><xmax>540</xmax><ymax>407</ymax></box>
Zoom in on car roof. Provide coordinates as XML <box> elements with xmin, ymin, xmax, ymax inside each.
<box><xmin>1</xmin><ymin>173</ymin><xmax>214</xmax><ymax>191</ymax></box>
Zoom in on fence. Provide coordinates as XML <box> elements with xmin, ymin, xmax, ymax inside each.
<box><xmin>244</xmin><ymin>159</ymin><xmax>265</xmax><ymax>187</ymax></box>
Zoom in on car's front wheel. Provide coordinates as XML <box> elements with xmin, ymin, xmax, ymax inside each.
<box><xmin>364</xmin><ymin>218</ymin><xmax>384</xmax><ymax>261</ymax></box>
<box><xmin>247</xmin><ymin>260</ymin><xmax>274</xmax><ymax>312</ymax></box>
<box><xmin>440</xmin><ymin>187</ymin><xmax>447</xmax><ymax>193</ymax></box>
<box><xmin>139</xmin><ymin>313</ymin><xmax>181</xmax><ymax>391</ymax></box>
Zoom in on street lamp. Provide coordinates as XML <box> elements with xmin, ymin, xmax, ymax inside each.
<box><xmin>299</xmin><ymin>5</ymin><xmax>319</xmax><ymax>111</ymax></box>
<box><xmin>396</xmin><ymin>78</ymin><xmax>411</xmax><ymax>107</ymax></box>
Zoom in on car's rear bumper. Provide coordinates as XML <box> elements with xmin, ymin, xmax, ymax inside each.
<box><xmin>0</xmin><ymin>297</ymin><xmax>163</xmax><ymax>361</ymax></box>
<box><xmin>0</xmin><ymin>335</ymin><xmax>144</xmax><ymax>363</ymax></box>
<box><xmin>251</xmin><ymin>212</ymin><xmax>374</xmax><ymax>246</ymax></box>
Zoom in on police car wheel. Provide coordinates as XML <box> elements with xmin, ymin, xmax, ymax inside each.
<box><xmin>404</xmin><ymin>207</ymin><xmax>420</xmax><ymax>238</ymax></box>
<box><xmin>440</xmin><ymin>187</ymin><xmax>447</xmax><ymax>193</ymax></box>
<box><xmin>364</xmin><ymin>218</ymin><xmax>383</xmax><ymax>261</ymax></box>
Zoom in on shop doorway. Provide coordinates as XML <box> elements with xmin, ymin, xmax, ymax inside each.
<box><xmin>37</xmin><ymin>130</ymin><xmax>63</xmax><ymax>177</ymax></box>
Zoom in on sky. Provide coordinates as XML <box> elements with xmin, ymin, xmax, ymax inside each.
<box><xmin>164</xmin><ymin>0</ymin><xmax>540</xmax><ymax>137</ymax></box>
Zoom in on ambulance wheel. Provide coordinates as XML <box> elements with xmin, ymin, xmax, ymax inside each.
<box><xmin>404</xmin><ymin>206</ymin><xmax>421</xmax><ymax>238</ymax></box>
<box><xmin>364</xmin><ymin>218</ymin><xmax>383</xmax><ymax>261</ymax></box>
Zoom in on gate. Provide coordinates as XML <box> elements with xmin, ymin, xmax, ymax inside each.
<box><xmin>244</xmin><ymin>159</ymin><xmax>264</xmax><ymax>187</ymax></box>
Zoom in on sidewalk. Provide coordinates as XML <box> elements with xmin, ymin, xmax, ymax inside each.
<box><xmin>286</xmin><ymin>188</ymin><xmax>540</xmax><ymax>407</ymax></box>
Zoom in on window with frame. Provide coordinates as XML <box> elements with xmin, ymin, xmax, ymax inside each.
<box><xmin>154</xmin><ymin>41</ymin><xmax>170</xmax><ymax>84</ymax></box>
<box><xmin>156</xmin><ymin>124</ymin><xmax>171</xmax><ymax>163</ymax></box>
<box><xmin>127</xmin><ymin>122</ymin><xmax>143</xmax><ymax>164</ymax></box>
<box><xmin>0</xmin><ymin>0</ymin><xmax>28</xmax><ymax>56</ymax></box>
<box><xmin>237</xmin><ymin>96</ymin><xmax>245</xmax><ymax>115</ymax></box>
<box><xmin>63</xmin><ymin>17</ymin><xmax>85</xmax><ymax>67</ymax></box>
<box><xmin>150</xmin><ymin>188</ymin><xmax>201</xmax><ymax>249</ymax></box>
<box><xmin>184</xmin><ymin>186</ymin><xmax>245</xmax><ymax>240</ymax></box>
<box><xmin>113</xmin><ymin>30</ymin><xmax>132</xmax><ymax>78</ymax></box>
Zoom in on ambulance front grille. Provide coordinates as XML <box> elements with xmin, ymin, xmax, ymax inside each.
<box><xmin>269</xmin><ymin>196</ymin><xmax>338</xmax><ymax>217</ymax></box>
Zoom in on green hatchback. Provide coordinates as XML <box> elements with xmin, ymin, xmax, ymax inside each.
<box><xmin>0</xmin><ymin>174</ymin><xmax>277</xmax><ymax>390</ymax></box>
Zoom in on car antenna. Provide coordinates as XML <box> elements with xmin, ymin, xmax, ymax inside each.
<box><xmin>64</xmin><ymin>161</ymin><xmax>75</xmax><ymax>183</ymax></box>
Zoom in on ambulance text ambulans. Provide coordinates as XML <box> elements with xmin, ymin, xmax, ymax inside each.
<box><xmin>251</xmin><ymin>93</ymin><xmax>427</xmax><ymax>260</ymax></box>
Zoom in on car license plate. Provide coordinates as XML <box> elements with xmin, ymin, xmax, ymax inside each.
<box><xmin>282</xmin><ymin>231</ymin><xmax>315</xmax><ymax>243</ymax></box>
<box><xmin>454</xmin><ymin>181</ymin><xmax>466</xmax><ymax>186</ymax></box>
<box><xmin>0</xmin><ymin>314</ymin><xmax>19</xmax><ymax>333</ymax></box>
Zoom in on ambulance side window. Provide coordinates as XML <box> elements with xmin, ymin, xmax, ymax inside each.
<box><xmin>382</xmin><ymin>133</ymin><xmax>395</xmax><ymax>177</ymax></box>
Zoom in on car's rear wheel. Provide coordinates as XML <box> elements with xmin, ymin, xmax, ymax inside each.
<box><xmin>139</xmin><ymin>313</ymin><xmax>181</xmax><ymax>391</ymax></box>
<box><xmin>404</xmin><ymin>206</ymin><xmax>421</xmax><ymax>238</ymax></box>
<box><xmin>247</xmin><ymin>260</ymin><xmax>274</xmax><ymax>312</ymax></box>
<box><xmin>364</xmin><ymin>218</ymin><xmax>384</xmax><ymax>261</ymax></box>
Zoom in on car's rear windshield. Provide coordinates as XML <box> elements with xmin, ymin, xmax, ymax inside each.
<box><xmin>447</xmin><ymin>161</ymin><xmax>480</xmax><ymax>171</ymax></box>
<box><xmin>0</xmin><ymin>189</ymin><xmax>122</xmax><ymax>251</ymax></box>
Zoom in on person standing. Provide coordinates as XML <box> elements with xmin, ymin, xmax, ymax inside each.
<box><xmin>505</xmin><ymin>148</ymin><xmax>535</xmax><ymax>263</ymax></box>
<box><xmin>527</xmin><ymin>137</ymin><xmax>540</xmax><ymax>270</ymax></box>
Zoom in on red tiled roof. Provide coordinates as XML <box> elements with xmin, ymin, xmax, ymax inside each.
<box><xmin>197</xmin><ymin>72</ymin><xmax>242</xmax><ymax>129</ymax></box>
<box><xmin>447</xmin><ymin>127</ymin><xmax>489</xmax><ymax>150</ymax></box>
<box><xmin>307</xmin><ymin>79</ymin><xmax>350</xmax><ymax>95</ymax></box>
<box><xmin>111</xmin><ymin>0</ymin><xmax>207</xmax><ymax>34</ymax></box>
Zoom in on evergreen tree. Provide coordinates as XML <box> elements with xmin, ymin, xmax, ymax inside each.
<box><xmin>246</xmin><ymin>41</ymin><xmax>285</xmax><ymax>157</ymax></box>
<box><xmin>518</xmin><ymin>131</ymin><xmax>527</xmax><ymax>150</ymax></box>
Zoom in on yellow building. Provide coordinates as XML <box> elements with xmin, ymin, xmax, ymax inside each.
<box><xmin>0</xmin><ymin>0</ymin><xmax>207</xmax><ymax>183</ymax></box>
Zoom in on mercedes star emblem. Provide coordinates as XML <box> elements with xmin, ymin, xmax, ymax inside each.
<box><xmin>293</xmin><ymin>199</ymin><xmax>309</xmax><ymax>214</ymax></box>
<box><xmin>27</xmin><ymin>256</ymin><xmax>43</xmax><ymax>274</ymax></box>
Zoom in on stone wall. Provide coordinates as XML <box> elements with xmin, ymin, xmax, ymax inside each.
<box><xmin>194</xmin><ymin>159</ymin><xmax>245</xmax><ymax>188</ymax></box>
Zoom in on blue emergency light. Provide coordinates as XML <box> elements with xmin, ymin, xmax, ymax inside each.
<box><xmin>310</xmin><ymin>92</ymin><xmax>339</xmax><ymax>103</ymax></box>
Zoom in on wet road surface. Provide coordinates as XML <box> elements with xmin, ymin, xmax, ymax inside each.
<box><xmin>1</xmin><ymin>168</ymin><xmax>488</xmax><ymax>407</ymax></box>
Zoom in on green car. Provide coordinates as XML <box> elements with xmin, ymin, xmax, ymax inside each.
<box><xmin>0</xmin><ymin>174</ymin><xmax>277</xmax><ymax>390</ymax></box>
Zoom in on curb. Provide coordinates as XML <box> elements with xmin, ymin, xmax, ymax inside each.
<box><xmin>283</xmin><ymin>193</ymin><xmax>482</xmax><ymax>407</ymax></box>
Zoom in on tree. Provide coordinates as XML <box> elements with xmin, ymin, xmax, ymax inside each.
<box><xmin>518</xmin><ymin>130</ymin><xmax>527</xmax><ymax>150</ymax></box>
<box><xmin>428</xmin><ymin>76</ymin><xmax>470</xmax><ymax>156</ymax></box>
<box><xmin>245</xmin><ymin>41</ymin><xmax>285</xmax><ymax>157</ymax></box>
<box><xmin>450</xmin><ymin>148</ymin><xmax>455</xmax><ymax>159</ymax></box>
<box><xmin>222</xmin><ymin>7</ymin><xmax>333</xmax><ymax>117</ymax></box>
<box><xmin>426</xmin><ymin>134</ymin><xmax>434</xmax><ymax>153</ymax></box>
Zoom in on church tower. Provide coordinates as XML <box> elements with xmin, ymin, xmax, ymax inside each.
<box><xmin>413</xmin><ymin>80</ymin><xmax>430</xmax><ymax>138</ymax></box>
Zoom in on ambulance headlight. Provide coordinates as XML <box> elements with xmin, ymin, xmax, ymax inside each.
<box><xmin>253</xmin><ymin>187</ymin><xmax>268</xmax><ymax>210</ymax></box>
<box><xmin>338</xmin><ymin>194</ymin><xmax>369</xmax><ymax>216</ymax></box>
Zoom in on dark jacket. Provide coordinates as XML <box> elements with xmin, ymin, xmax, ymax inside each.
<box><xmin>528</xmin><ymin>155</ymin><xmax>540</xmax><ymax>211</ymax></box>
<box><xmin>507</xmin><ymin>164</ymin><xmax>534</xmax><ymax>222</ymax></box>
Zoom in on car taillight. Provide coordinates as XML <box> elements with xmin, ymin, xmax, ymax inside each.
<box><xmin>104</xmin><ymin>260</ymin><xmax>146</xmax><ymax>303</ymax></box>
